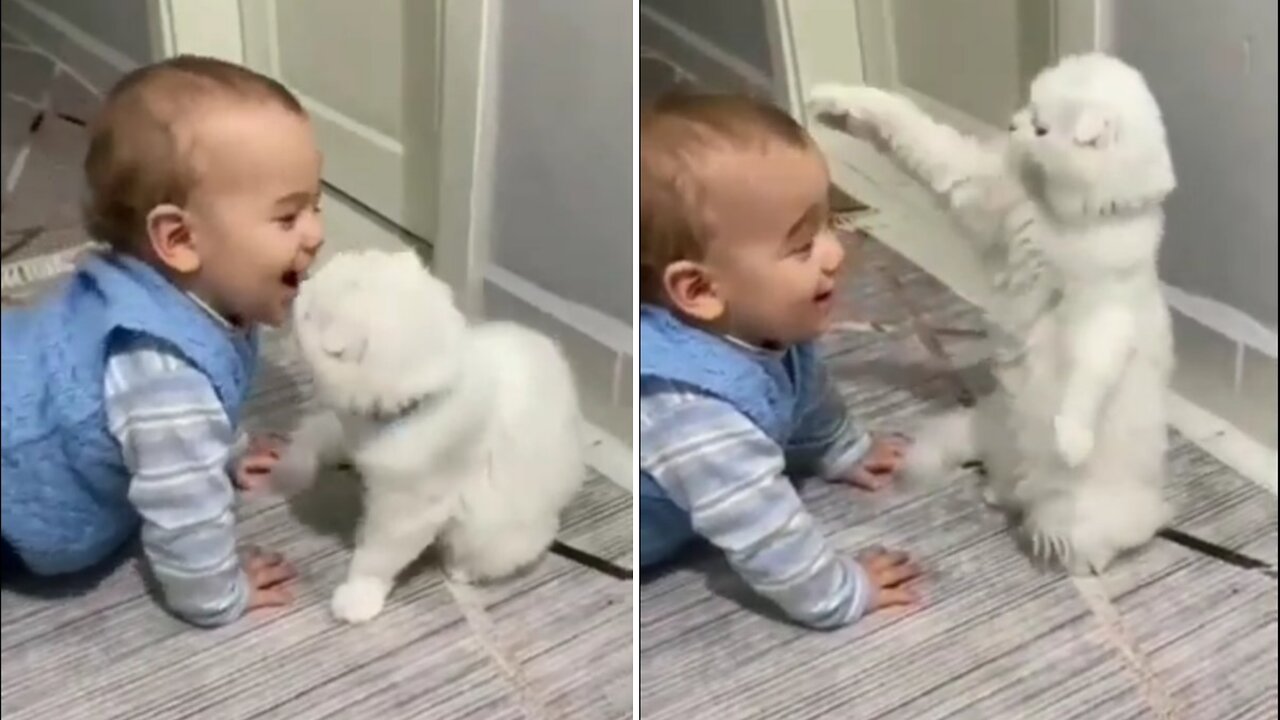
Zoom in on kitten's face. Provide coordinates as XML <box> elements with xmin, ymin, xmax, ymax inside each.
<box><xmin>293</xmin><ymin>249</ymin><xmax>466</xmax><ymax>413</ymax></box>
<box><xmin>1007</xmin><ymin>53</ymin><xmax>1175</xmax><ymax>215</ymax></box>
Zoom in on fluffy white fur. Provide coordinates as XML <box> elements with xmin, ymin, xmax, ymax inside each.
<box><xmin>809</xmin><ymin>53</ymin><xmax>1177</xmax><ymax>575</ymax></box>
<box><xmin>275</xmin><ymin>250</ymin><xmax>586</xmax><ymax>623</ymax></box>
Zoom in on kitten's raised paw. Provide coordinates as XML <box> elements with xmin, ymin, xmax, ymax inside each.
<box><xmin>806</xmin><ymin>83</ymin><xmax>858</xmax><ymax>120</ymax></box>
<box><xmin>331</xmin><ymin>577</ymin><xmax>390</xmax><ymax>624</ymax></box>
<box><xmin>1053</xmin><ymin>415</ymin><xmax>1095</xmax><ymax>468</ymax></box>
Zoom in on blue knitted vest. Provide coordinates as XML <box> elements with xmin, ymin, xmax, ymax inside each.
<box><xmin>1</xmin><ymin>253</ymin><xmax>257</xmax><ymax>575</ymax></box>
<box><xmin>638</xmin><ymin>305</ymin><xmax>818</xmax><ymax>499</ymax></box>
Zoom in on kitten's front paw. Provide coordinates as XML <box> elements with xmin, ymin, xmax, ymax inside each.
<box><xmin>806</xmin><ymin>84</ymin><xmax>891</xmax><ymax>141</ymax></box>
<box><xmin>806</xmin><ymin>83</ymin><xmax>858</xmax><ymax>121</ymax></box>
<box><xmin>331</xmin><ymin>577</ymin><xmax>390</xmax><ymax>624</ymax></box>
<box><xmin>1053</xmin><ymin>415</ymin><xmax>1095</xmax><ymax>468</ymax></box>
<box><xmin>271</xmin><ymin>444</ymin><xmax>320</xmax><ymax>495</ymax></box>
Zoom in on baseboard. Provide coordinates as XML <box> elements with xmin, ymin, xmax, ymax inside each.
<box><xmin>815</xmin><ymin>131</ymin><xmax>1278</xmax><ymax>494</ymax></box>
<box><xmin>638</xmin><ymin>5</ymin><xmax>774</xmax><ymax>97</ymax></box>
<box><xmin>0</xmin><ymin>0</ymin><xmax>139</xmax><ymax>95</ymax></box>
<box><xmin>483</xmin><ymin>268</ymin><xmax>633</xmax><ymax>455</ymax></box>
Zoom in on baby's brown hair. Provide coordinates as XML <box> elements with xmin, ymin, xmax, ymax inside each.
<box><xmin>84</xmin><ymin>55</ymin><xmax>305</xmax><ymax>252</ymax></box>
<box><xmin>639</xmin><ymin>92</ymin><xmax>812</xmax><ymax>303</ymax></box>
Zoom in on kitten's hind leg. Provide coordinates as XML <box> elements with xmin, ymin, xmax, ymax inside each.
<box><xmin>331</xmin><ymin>489</ymin><xmax>453</xmax><ymax>624</ymax></box>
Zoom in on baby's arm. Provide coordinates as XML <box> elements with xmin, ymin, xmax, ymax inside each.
<box><xmin>105</xmin><ymin>339</ymin><xmax>293</xmax><ymax>627</ymax></box>
<box><xmin>788</xmin><ymin>359</ymin><xmax>872</xmax><ymax>477</ymax></box>
<box><xmin>788</xmin><ymin>358</ymin><xmax>906</xmax><ymax>490</ymax></box>
<box><xmin>645</xmin><ymin>396</ymin><xmax>874</xmax><ymax>629</ymax></box>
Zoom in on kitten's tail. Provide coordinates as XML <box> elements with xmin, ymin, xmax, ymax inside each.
<box><xmin>901</xmin><ymin>407</ymin><xmax>979</xmax><ymax>488</ymax></box>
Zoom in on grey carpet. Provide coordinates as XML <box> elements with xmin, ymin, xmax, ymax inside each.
<box><xmin>639</xmin><ymin>236</ymin><xmax>1278</xmax><ymax>720</ymax></box>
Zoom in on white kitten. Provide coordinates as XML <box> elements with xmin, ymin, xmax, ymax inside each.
<box><xmin>809</xmin><ymin>53</ymin><xmax>1177</xmax><ymax>575</ymax></box>
<box><xmin>275</xmin><ymin>249</ymin><xmax>586</xmax><ymax>623</ymax></box>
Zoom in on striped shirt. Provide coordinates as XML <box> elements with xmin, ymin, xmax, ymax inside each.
<box><xmin>102</xmin><ymin>296</ymin><xmax>252</xmax><ymax>627</ymax></box>
<box><xmin>640</xmin><ymin>355</ymin><xmax>876</xmax><ymax>629</ymax></box>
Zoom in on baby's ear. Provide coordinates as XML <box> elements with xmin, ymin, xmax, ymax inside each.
<box><xmin>1071</xmin><ymin>108</ymin><xmax>1115</xmax><ymax>148</ymax></box>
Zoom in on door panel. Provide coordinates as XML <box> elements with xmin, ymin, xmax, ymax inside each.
<box><xmin>855</xmin><ymin>0</ymin><xmax>1054</xmax><ymax>132</ymax></box>
<box><xmin>239</xmin><ymin>0</ymin><xmax>439</xmax><ymax>240</ymax></box>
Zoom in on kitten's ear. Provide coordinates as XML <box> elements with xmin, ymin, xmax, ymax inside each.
<box><xmin>1072</xmin><ymin>109</ymin><xmax>1114</xmax><ymax>148</ymax></box>
<box><xmin>319</xmin><ymin>315</ymin><xmax>368</xmax><ymax>363</ymax></box>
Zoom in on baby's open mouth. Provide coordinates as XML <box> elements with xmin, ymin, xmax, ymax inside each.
<box><xmin>814</xmin><ymin>289</ymin><xmax>834</xmax><ymax>304</ymax></box>
<box><xmin>282</xmin><ymin>270</ymin><xmax>302</xmax><ymax>289</ymax></box>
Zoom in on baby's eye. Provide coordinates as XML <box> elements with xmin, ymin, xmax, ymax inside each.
<box><xmin>792</xmin><ymin>241</ymin><xmax>815</xmax><ymax>258</ymax></box>
<box><xmin>275</xmin><ymin>213</ymin><xmax>299</xmax><ymax>229</ymax></box>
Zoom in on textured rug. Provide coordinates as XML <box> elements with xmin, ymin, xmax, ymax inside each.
<box><xmin>638</xmin><ymin>235</ymin><xmax>1278</xmax><ymax>720</ymax></box>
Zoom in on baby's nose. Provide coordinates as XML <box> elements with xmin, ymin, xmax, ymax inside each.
<box><xmin>821</xmin><ymin>233</ymin><xmax>846</xmax><ymax>274</ymax></box>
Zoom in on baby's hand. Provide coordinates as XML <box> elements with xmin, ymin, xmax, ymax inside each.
<box><xmin>858</xmin><ymin>546</ymin><xmax>922</xmax><ymax>611</ymax></box>
<box><xmin>243</xmin><ymin>547</ymin><xmax>297</xmax><ymax>611</ymax></box>
<box><xmin>842</xmin><ymin>434</ymin><xmax>908</xmax><ymax>491</ymax></box>
<box><xmin>232</xmin><ymin>433</ymin><xmax>287</xmax><ymax>494</ymax></box>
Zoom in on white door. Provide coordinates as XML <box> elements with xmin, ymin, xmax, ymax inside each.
<box><xmin>238</xmin><ymin>0</ymin><xmax>441</xmax><ymax>241</ymax></box>
<box><xmin>776</xmin><ymin>0</ymin><xmax>1097</xmax><ymax>132</ymax></box>
<box><xmin>153</xmin><ymin>0</ymin><xmax>492</xmax><ymax>315</ymax></box>
<box><xmin>853</xmin><ymin>0</ymin><xmax>1053</xmax><ymax>134</ymax></box>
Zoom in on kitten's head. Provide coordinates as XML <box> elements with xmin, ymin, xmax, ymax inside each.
<box><xmin>1008</xmin><ymin>53</ymin><xmax>1175</xmax><ymax>218</ymax></box>
<box><xmin>292</xmin><ymin>249</ymin><xmax>467</xmax><ymax>415</ymax></box>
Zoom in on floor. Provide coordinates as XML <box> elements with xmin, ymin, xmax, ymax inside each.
<box><xmin>1</xmin><ymin>32</ymin><xmax>634</xmax><ymax>720</ymax></box>
<box><xmin>640</xmin><ymin>234</ymin><xmax>1278</xmax><ymax>720</ymax></box>
<box><xmin>638</xmin><ymin>51</ymin><xmax>1278</xmax><ymax>720</ymax></box>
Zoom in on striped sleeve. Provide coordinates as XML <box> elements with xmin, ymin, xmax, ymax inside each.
<box><xmin>642</xmin><ymin>392</ymin><xmax>873</xmax><ymax>629</ymax></box>
<box><xmin>103</xmin><ymin>336</ymin><xmax>250</xmax><ymax>627</ymax></box>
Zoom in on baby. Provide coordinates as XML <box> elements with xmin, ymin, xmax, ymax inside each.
<box><xmin>1</xmin><ymin>56</ymin><xmax>323</xmax><ymax>626</ymax></box>
<box><xmin>638</xmin><ymin>93</ymin><xmax>922</xmax><ymax>629</ymax></box>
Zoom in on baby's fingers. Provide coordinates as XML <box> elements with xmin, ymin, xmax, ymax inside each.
<box><xmin>861</xmin><ymin>549</ymin><xmax>911</xmax><ymax>571</ymax></box>
<box><xmin>872</xmin><ymin>585</ymin><xmax>919</xmax><ymax>610</ymax></box>
<box><xmin>247</xmin><ymin>584</ymin><xmax>294</xmax><ymax>610</ymax></box>
<box><xmin>849</xmin><ymin>467</ymin><xmax>893</xmax><ymax>491</ymax></box>
<box><xmin>875</xmin><ymin>560</ymin><xmax>923</xmax><ymax>588</ymax></box>
<box><xmin>246</xmin><ymin>551</ymin><xmax>297</xmax><ymax>586</ymax></box>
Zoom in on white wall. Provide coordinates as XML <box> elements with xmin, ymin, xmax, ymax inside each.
<box><xmin>1110</xmin><ymin>0</ymin><xmax>1278</xmax><ymax>448</ymax></box>
<box><xmin>481</xmin><ymin>0</ymin><xmax>633</xmax><ymax>446</ymax></box>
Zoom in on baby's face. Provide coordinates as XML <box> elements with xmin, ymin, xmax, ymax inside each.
<box><xmin>701</xmin><ymin>144</ymin><xmax>845</xmax><ymax>346</ymax></box>
<box><xmin>182</xmin><ymin>102</ymin><xmax>324</xmax><ymax>327</ymax></box>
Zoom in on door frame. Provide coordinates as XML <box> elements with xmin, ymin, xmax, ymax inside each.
<box><xmin>147</xmin><ymin>0</ymin><xmax>497</xmax><ymax>318</ymax></box>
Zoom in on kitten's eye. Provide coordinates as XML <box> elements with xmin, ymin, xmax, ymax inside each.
<box><xmin>1034</xmin><ymin>124</ymin><xmax>1049</xmax><ymax>137</ymax></box>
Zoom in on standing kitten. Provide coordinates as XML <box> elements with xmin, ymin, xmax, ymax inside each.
<box><xmin>808</xmin><ymin>53</ymin><xmax>1177</xmax><ymax>574</ymax></box>
<box><xmin>274</xmin><ymin>250</ymin><xmax>586</xmax><ymax>623</ymax></box>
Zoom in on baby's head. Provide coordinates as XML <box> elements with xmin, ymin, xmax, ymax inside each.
<box><xmin>640</xmin><ymin>93</ymin><xmax>845</xmax><ymax>347</ymax></box>
<box><xmin>1008</xmin><ymin>52</ymin><xmax>1175</xmax><ymax>218</ymax></box>
<box><xmin>85</xmin><ymin>55</ymin><xmax>324</xmax><ymax>327</ymax></box>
